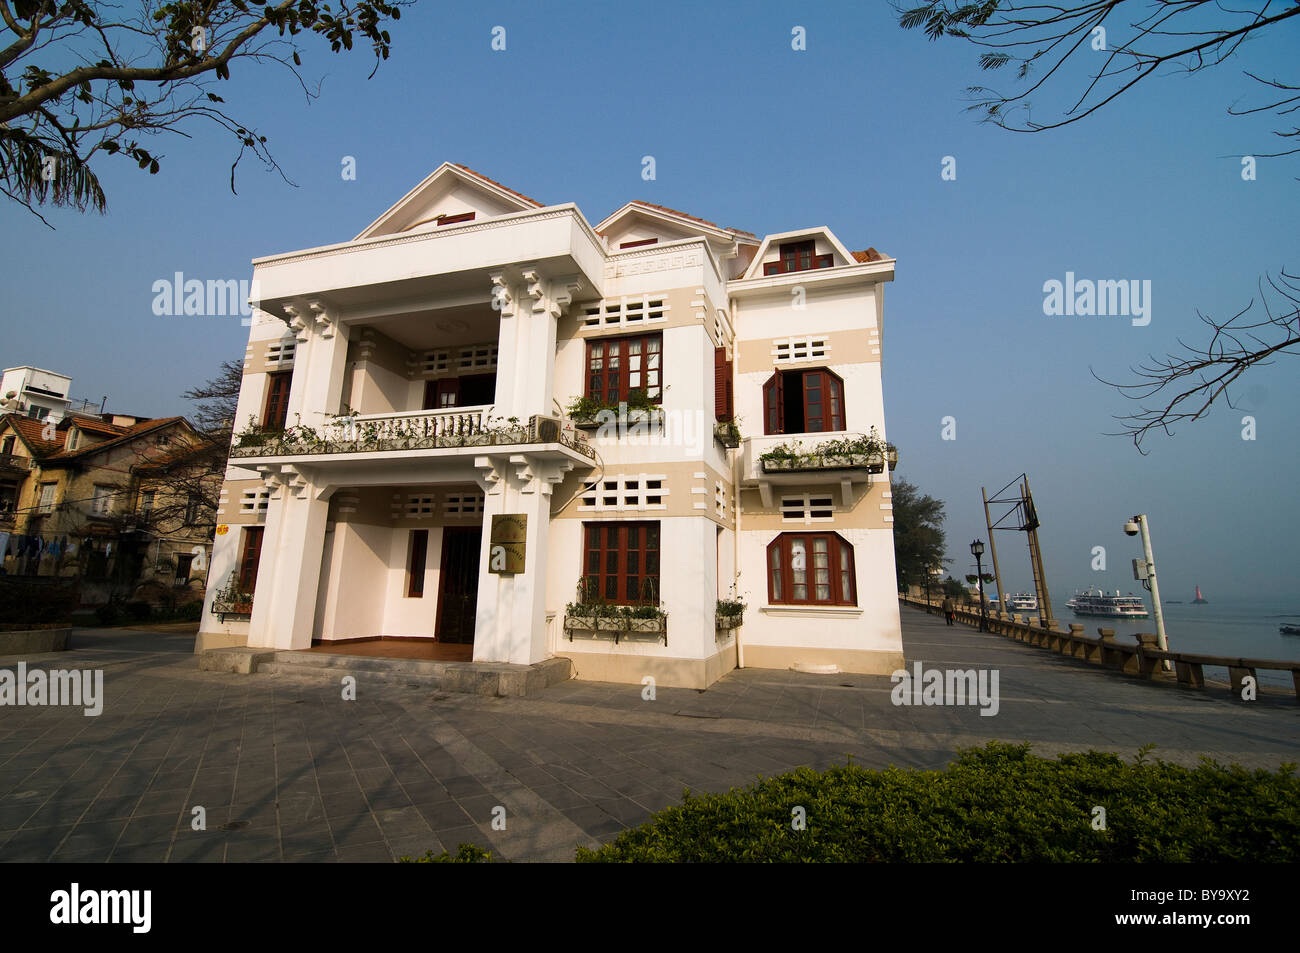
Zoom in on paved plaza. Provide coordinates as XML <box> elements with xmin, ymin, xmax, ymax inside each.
<box><xmin>1</xmin><ymin>607</ymin><xmax>1297</xmax><ymax>862</ymax></box>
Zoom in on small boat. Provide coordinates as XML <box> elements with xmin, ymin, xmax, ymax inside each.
<box><xmin>1069</xmin><ymin>588</ymin><xmax>1149</xmax><ymax>618</ymax></box>
<box><xmin>1191</xmin><ymin>585</ymin><xmax>1208</xmax><ymax>605</ymax></box>
<box><xmin>1281</xmin><ymin>624</ymin><xmax>1300</xmax><ymax>636</ymax></box>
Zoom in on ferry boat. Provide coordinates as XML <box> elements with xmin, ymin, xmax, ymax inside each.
<box><xmin>1068</xmin><ymin>589</ymin><xmax>1149</xmax><ymax>618</ymax></box>
<box><xmin>1003</xmin><ymin>592</ymin><xmax>1039</xmax><ymax>612</ymax></box>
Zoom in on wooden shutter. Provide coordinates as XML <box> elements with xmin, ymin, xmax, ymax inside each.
<box><xmin>714</xmin><ymin>347</ymin><xmax>734</xmax><ymax>422</ymax></box>
<box><xmin>238</xmin><ymin>526</ymin><xmax>264</xmax><ymax>593</ymax></box>
<box><xmin>263</xmin><ymin>372</ymin><xmax>292</xmax><ymax>430</ymax></box>
<box><xmin>763</xmin><ymin>371</ymin><xmax>785</xmax><ymax>435</ymax></box>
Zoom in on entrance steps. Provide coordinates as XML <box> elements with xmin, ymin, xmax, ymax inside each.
<box><xmin>199</xmin><ymin>647</ymin><xmax>572</xmax><ymax>697</ymax></box>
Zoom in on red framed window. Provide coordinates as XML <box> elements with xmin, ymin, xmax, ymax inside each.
<box><xmin>238</xmin><ymin>526</ymin><xmax>265</xmax><ymax>593</ymax></box>
<box><xmin>582</xmin><ymin>522</ymin><xmax>660</xmax><ymax>604</ymax></box>
<box><xmin>585</xmin><ymin>333</ymin><xmax>662</xmax><ymax>404</ymax></box>
<box><xmin>763</xmin><ymin>368</ymin><xmax>844</xmax><ymax>434</ymax></box>
<box><xmin>263</xmin><ymin>372</ymin><xmax>292</xmax><ymax>431</ymax></box>
<box><xmin>763</xmin><ymin>240</ymin><xmax>834</xmax><ymax>276</ymax></box>
<box><xmin>767</xmin><ymin>532</ymin><xmax>856</xmax><ymax>606</ymax></box>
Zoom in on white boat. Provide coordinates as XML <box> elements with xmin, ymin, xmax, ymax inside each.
<box><xmin>1069</xmin><ymin>588</ymin><xmax>1149</xmax><ymax>618</ymax></box>
<box><xmin>1004</xmin><ymin>592</ymin><xmax>1038</xmax><ymax>612</ymax></box>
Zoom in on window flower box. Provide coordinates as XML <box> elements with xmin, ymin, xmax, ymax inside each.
<box><xmin>570</xmin><ymin>408</ymin><xmax>664</xmax><ymax>431</ymax></box>
<box><xmin>625</xmin><ymin>615</ymin><xmax>667</xmax><ymax>636</ymax></box>
<box><xmin>715</xmin><ymin>613</ymin><xmax>743</xmax><ymax>631</ymax></box>
<box><xmin>564</xmin><ymin>614</ymin><xmax>626</xmax><ymax>633</ymax></box>
<box><xmin>713</xmin><ymin>421</ymin><xmax>742</xmax><ymax>449</ymax></box>
<box><xmin>563</xmin><ymin>600</ymin><xmax>669</xmax><ymax>646</ymax></box>
<box><xmin>759</xmin><ymin>429</ymin><xmax>897</xmax><ymax>475</ymax></box>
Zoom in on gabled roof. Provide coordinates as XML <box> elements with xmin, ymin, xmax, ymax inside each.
<box><xmin>132</xmin><ymin>436</ymin><xmax>222</xmax><ymax>474</ymax></box>
<box><xmin>448</xmin><ymin>163</ymin><xmax>543</xmax><ymax>209</ymax></box>
<box><xmin>354</xmin><ymin>162</ymin><xmax>544</xmax><ymax>241</ymax></box>
<box><xmin>1</xmin><ymin>414</ymin><xmax>62</xmax><ymax>455</ymax></box>
<box><xmin>738</xmin><ymin>227</ymin><xmax>887</xmax><ymax>281</ymax></box>
<box><xmin>34</xmin><ymin>416</ymin><xmax>190</xmax><ymax>464</ymax></box>
<box><xmin>68</xmin><ymin>416</ymin><xmax>129</xmax><ymax>438</ymax></box>
<box><xmin>596</xmin><ymin>200</ymin><xmax>757</xmax><ymax>242</ymax></box>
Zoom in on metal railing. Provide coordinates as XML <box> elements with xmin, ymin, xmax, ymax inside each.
<box><xmin>230</xmin><ymin>407</ymin><xmax>595</xmax><ymax>460</ymax></box>
<box><xmin>903</xmin><ymin>594</ymin><xmax>1300</xmax><ymax>702</ymax></box>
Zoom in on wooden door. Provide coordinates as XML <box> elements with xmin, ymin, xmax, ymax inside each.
<box><xmin>435</xmin><ymin>526</ymin><xmax>481</xmax><ymax>644</ymax></box>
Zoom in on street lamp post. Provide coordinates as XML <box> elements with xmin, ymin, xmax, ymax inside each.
<box><xmin>970</xmin><ymin>539</ymin><xmax>987</xmax><ymax>632</ymax></box>
<box><xmin>1126</xmin><ymin>514</ymin><xmax>1171</xmax><ymax>671</ymax></box>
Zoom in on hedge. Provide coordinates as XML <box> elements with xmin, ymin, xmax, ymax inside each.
<box><xmin>399</xmin><ymin>844</ymin><xmax>494</xmax><ymax>863</ymax></box>
<box><xmin>575</xmin><ymin>742</ymin><xmax>1299</xmax><ymax>862</ymax></box>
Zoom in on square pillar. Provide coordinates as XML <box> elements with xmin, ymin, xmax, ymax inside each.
<box><xmin>248</xmin><ymin>470</ymin><xmax>331</xmax><ymax>650</ymax></box>
<box><xmin>471</xmin><ymin>453</ymin><xmax>571</xmax><ymax>665</ymax></box>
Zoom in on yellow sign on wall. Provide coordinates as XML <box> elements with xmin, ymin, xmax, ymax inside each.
<box><xmin>488</xmin><ymin>514</ymin><xmax>527</xmax><ymax>574</ymax></box>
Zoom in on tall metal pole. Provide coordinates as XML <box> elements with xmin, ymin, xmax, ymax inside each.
<box><xmin>1023</xmin><ymin>477</ymin><xmax>1054</xmax><ymax>627</ymax></box>
<box><xmin>982</xmin><ymin>486</ymin><xmax>1004</xmax><ymax>619</ymax></box>
<box><xmin>1136</xmin><ymin>514</ymin><xmax>1170</xmax><ymax>666</ymax></box>
<box><xmin>974</xmin><ymin>552</ymin><xmax>987</xmax><ymax>631</ymax></box>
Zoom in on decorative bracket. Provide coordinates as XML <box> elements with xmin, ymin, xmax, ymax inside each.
<box><xmin>308</xmin><ymin>300</ymin><xmax>335</xmax><ymax>339</ymax></box>
<box><xmin>474</xmin><ymin>455</ymin><xmax>504</xmax><ymax>495</ymax></box>
<box><xmin>488</xmin><ymin>272</ymin><xmax>515</xmax><ymax>318</ymax></box>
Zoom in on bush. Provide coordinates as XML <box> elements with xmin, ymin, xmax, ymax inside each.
<box><xmin>398</xmin><ymin>843</ymin><xmax>494</xmax><ymax>863</ymax></box>
<box><xmin>124</xmin><ymin>600</ymin><xmax>152</xmax><ymax>622</ymax></box>
<box><xmin>575</xmin><ymin>742</ymin><xmax>1300</xmax><ymax>862</ymax></box>
<box><xmin>0</xmin><ymin>580</ymin><xmax>80</xmax><ymax>624</ymax></box>
<box><xmin>176</xmin><ymin>600</ymin><xmax>203</xmax><ymax>622</ymax></box>
<box><xmin>94</xmin><ymin>602</ymin><xmax>121</xmax><ymax>626</ymax></box>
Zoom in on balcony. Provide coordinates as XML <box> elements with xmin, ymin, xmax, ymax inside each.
<box><xmin>230</xmin><ymin>407</ymin><xmax>595</xmax><ymax>466</ymax></box>
<box><xmin>740</xmin><ymin>431</ymin><xmax>898</xmax><ymax>507</ymax></box>
<box><xmin>0</xmin><ymin>453</ymin><xmax>31</xmax><ymax>475</ymax></box>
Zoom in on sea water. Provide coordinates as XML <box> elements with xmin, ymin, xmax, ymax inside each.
<box><xmin>1056</xmin><ymin>595</ymin><xmax>1300</xmax><ymax>689</ymax></box>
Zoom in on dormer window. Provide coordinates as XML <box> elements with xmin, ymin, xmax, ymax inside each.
<box><xmin>66</xmin><ymin>429</ymin><xmax>79</xmax><ymax>450</ymax></box>
<box><xmin>764</xmin><ymin>240</ymin><xmax>834</xmax><ymax>276</ymax></box>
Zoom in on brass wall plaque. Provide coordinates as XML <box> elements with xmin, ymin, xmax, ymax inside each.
<box><xmin>488</xmin><ymin>514</ymin><xmax>527</xmax><ymax>574</ymax></box>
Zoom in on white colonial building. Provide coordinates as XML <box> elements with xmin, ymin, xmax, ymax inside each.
<box><xmin>198</xmin><ymin>162</ymin><xmax>904</xmax><ymax>688</ymax></box>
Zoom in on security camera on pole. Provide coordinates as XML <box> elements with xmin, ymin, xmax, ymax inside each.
<box><xmin>1125</xmin><ymin>515</ymin><xmax>1171</xmax><ymax>671</ymax></box>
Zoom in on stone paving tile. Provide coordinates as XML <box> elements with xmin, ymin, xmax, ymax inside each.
<box><xmin>2</xmin><ymin>616</ymin><xmax>1298</xmax><ymax>863</ymax></box>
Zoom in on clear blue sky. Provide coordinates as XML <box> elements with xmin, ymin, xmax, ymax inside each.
<box><xmin>2</xmin><ymin>1</ymin><xmax>1296</xmax><ymax>600</ymax></box>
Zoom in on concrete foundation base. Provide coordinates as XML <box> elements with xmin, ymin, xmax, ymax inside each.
<box><xmin>0</xmin><ymin>627</ymin><xmax>72</xmax><ymax>656</ymax></box>
<box><xmin>558</xmin><ymin>641</ymin><xmax>739</xmax><ymax>690</ymax></box>
<box><xmin>741</xmin><ymin>644</ymin><xmax>906</xmax><ymax>676</ymax></box>
<box><xmin>198</xmin><ymin>646</ymin><xmax>574</xmax><ymax>697</ymax></box>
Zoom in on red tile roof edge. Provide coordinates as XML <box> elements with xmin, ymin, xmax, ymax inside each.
<box><xmin>450</xmin><ymin>163</ymin><xmax>544</xmax><ymax>208</ymax></box>
<box><xmin>852</xmin><ymin>248</ymin><xmax>888</xmax><ymax>263</ymax></box>
<box><xmin>36</xmin><ymin>416</ymin><xmax>189</xmax><ymax>462</ymax></box>
<box><xmin>626</xmin><ymin>201</ymin><xmax>756</xmax><ymax>239</ymax></box>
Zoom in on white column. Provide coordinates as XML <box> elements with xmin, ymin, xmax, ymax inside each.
<box><xmin>471</xmin><ymin>454</ymin><xmax>571</xmax><ymax>665</ymax></box>
<box><xmin>283</xmin><ymin>300</ymin><xmax>350</xmax><ymax>428</ymax></box>
<box><xmin>247</xmin><ymin>468</ymin><xmax>332</xmax><ymax>650</ymax></box>
<box><xmin>490</xmin><ymin>269</ymin><xmax>577</xmax><ymax>420</ymax></box>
